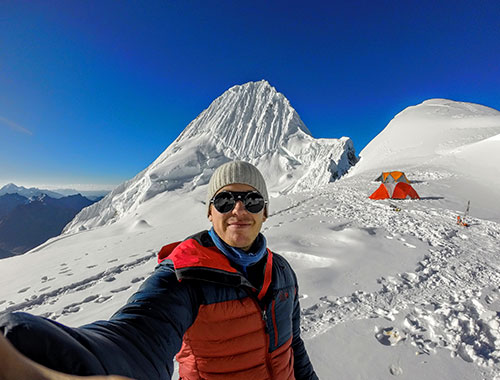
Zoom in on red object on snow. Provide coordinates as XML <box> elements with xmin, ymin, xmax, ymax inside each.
<box><xmin>369</xmin><ymin>182</ymin><xmax>420</xmax><ymax>200</ymax></box>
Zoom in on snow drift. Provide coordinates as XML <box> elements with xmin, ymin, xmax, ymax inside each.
<box><xmin>351</xmin><ymin>98</ymin><xmax>500</xmax><ymax>175</ymax></box>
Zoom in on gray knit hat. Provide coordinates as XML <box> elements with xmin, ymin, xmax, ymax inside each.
<box><xmin>207</xmin><ymin>161</ymin><xmax>269</xmax><ymax>215</ymax></box>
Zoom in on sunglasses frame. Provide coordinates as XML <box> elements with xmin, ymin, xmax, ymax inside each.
<box><xmin>210</xmin><ymin>190</ymin><xmax>267</xmax><ymax>214</ymax></box>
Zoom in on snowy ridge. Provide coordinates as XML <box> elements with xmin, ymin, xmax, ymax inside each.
<box><xmin>175</xmin><ymin>80</ymin><xmax>311</xmax><ymax>156</ymax></box>
<box><xmin>64</xmin><ymin>81</ymin><xmax>356</xmax><ymax>233</ymax></box>
<box><xmin>351</xmin><ymin>99</ymin><xmax>500</xmax><ymax>175</ymax></box>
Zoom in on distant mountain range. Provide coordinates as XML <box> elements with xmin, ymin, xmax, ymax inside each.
<box><xmin>0</xmin><ymin>183</ymin><xmax>109</xmax><ymax>201</ymax></box>
<box><xmin>0</xmin><ymin>187</ymin><xmax>102</xmax><ymax>258</ymax></box>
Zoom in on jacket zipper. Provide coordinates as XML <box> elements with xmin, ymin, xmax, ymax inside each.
<box><xmin>249</xmin><ymin>296</ymin><xmax>274</xmax><ymax>379</ymax></box>
<box><xmin>271</xmin><ymin>298</ymin><xmax>279</xmax><ymax>346</ymax></box>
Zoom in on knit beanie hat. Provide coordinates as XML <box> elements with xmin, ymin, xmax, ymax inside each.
<box><xmin>207</xmin><ymin>161</ymin><xmax>269</xmax><ymax>215</ymax></box>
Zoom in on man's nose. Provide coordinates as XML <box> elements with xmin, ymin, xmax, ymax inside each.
<box><xmin>232</xmin><ymin>200</ymin><xmax>248</xmax><ymax>214</ymax></box>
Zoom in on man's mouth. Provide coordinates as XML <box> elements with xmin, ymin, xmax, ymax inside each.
<box><xmin>227</xmin><ymin>221</ymin><xmax>252</xmax><ymax>228</ymax></box>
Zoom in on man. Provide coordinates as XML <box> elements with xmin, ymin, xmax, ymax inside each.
<box><xmin>1</xmin><ymin>161</ymin><xmax>318</xmax><ymax>380</ymax></box>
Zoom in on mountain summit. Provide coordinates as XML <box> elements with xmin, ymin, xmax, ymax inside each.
<box><xmin>351</xmin><ymin>98</ymin><xmax>500</xmax><ymax>174</ymax></box>
<box><xmin>64</xmin><ymin>80</ymin><xmax>357</xmax><ymax>233</ymax></box>
<box><xmin>175</xmin><ymin>80</ymin><xmax>312</xmax><ymax>156</ymax></box>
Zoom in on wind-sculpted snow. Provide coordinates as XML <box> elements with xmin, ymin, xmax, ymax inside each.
<box><xmin>352</xmin><ymin>99</ymin><xmax>500</xmax><ymax>175</ymax></box>
<box><xmin>176</xmin><ymin>80</ymin><xmax>311</xmax><ymax>156</ymax></box>
<box><xmin>64</xmin><ymin>80</ymin><xmax>356</xmax><ymax>233</ymax></box>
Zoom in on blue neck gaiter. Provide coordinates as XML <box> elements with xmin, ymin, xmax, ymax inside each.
<box><xmin>208</xmin><ymin>227</ymin><xmax>267</xmax><ymax>275</ymax></box>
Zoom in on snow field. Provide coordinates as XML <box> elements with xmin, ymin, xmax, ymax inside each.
<box><xmin>1</xmin><ymin>90</ymin><xmax>500</xmax><ymax>379</ymax></box>
<box><xmin>264</xmin><ymin>171</ymin><xmax>500</xmax><ymax>379</ymax></box>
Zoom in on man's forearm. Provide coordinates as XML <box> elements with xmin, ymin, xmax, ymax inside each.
<box><xmin>0</xmin><ymin>333</ymin><xmax>49</xmax><ymax>380</ymax></box>
<box><xmin>0</xmin><ymin>334</ymin><xmax>131</xmax><ymax>380</ymax></box>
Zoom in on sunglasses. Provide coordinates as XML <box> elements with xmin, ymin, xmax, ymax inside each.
<box><xmin>210</xmin><ymin>191</ymin><xmax>267</xmax><ymax>214</ymax></box>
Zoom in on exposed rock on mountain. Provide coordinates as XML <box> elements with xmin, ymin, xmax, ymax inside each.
<box><xmin>0</xmin><ymin>193</ymin><xmax>96</xmax><ymax>257</ymax></box>
<box><xmin>0</xmin><ymin>183</ymin><xmax>63</xmax><ymax>199</ymax></box>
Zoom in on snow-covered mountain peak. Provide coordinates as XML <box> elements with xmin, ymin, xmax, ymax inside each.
<box><xmin>351</xmin><ymin>98</ymin><xmax>500</xmax><ymax>175</ymax></box>
<box><xmin>175</xmin><ymin>80</ymin><xmax>311</xmax><ymax>158</ymax></box>
<box><xmin>0</xmin><ymin>183</ymin><xmax>21</xmax><ymax>194</ymax></box>
<box><xmin>0</xmin><ymin>183</ymin><xmax>62</xmax><ymax>199</ymax></box>
<box><xmin>395</xmin><ymin>98</ymin><xmax>500</xmax><ymax>121</ymax></box>
<box><xmin>63</xmin><ymin>81</ymin><xmax>357</xmax><ymax>233</ymax></box>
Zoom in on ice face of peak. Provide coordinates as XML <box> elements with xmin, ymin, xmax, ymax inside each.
<box><xmin>176</xmin><ymin>80</ymin><xmax>312</xmax><ymax>157</ymax></box>
<box><xmin>63</xmin><ymin>81</ymin><xmax>357</xmax><ymax>234</ymax></box>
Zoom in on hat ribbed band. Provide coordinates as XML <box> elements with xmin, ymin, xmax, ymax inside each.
<box><xmin>207</xmin><ymin>161</ymin><xmax>269</xmax><ymax>214</ymax></box>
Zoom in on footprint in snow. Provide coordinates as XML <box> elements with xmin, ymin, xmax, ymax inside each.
<box><xmin>404</xmin><ymin>243</ymin><xmax>416</xmax><ymax>248</ymax></box>
<box><xmin>82</xmin><ymin>295</ymin><xmax>100</xmax><ymax>303</ymax></box>
<box><xmin>108</xmin><ymin>259</ymin><xmax>118</xmax><ymax>263</ymax></box>
<box><xmin>17</xmin><ymin>287</ymin><xmax>30</xmax><ymax>294</ymax></box>
<box><xmin>86</xmin><ymin>265</ymin><xmax>97</xmax><ymax>269</ymax></box>
<box><xmin>110</xmin><ymin>286</ymin><xmax>130</xmax><ymax>294</ymax></box>
<box><xmin>62</xmin><ymin>305</ymin><xmax>80</xmax><ymax>315</ymax></box>
<box><xmin>0</xmin><ymin>300</ymin><xmax>5</xmax><ymax>305</ymax></box>
<box><xmin>131</xmin><ymin>277</ymin><xmax>144</xmax><ymax>284</ymax></box>
<box><xmin>389</xmin><ymin>365</ymin><xmax>403</xmax><ymax>376</ymax></box>
<box><xmin>39</xmin><ymin>312</ymin><xmax>54</xmax><ymax>319</ymax></box>
<box><xmin>39</xmin><ymin>286</ymin><xmax>51</xmax><ymax>292</ymax></box>
<box><xmin>400</xmin><ymin>272</ymin><xmax>418</xmax><ymax>283</ymax></box>
<box><xmin>95</xmin><ymin>296</ymin><xmax>112</xmax><ymax>304</ymax></box>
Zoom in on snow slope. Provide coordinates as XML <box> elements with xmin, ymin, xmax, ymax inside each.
<box><xmin>64</xmin><ymin>80</ymin><xmax>357</xmax><ymax>234</ymax></box>
<box><xmin>350</xmin><ymin>98</ymin><xmax>500</xmax><ymax>223</ymax></box>
<box><xmin>1</xmin><ymin>95</ymin><xmax>500</xmax><ymax>379</ymax></box>
<box><xmin>352</xmin><ymin>98</ymin><xmax>500</xmax><ymax>174</ymax></box>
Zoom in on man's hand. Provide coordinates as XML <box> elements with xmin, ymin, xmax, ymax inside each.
<box><xmin>0</xmin><ymin>334</ymin><xmax>133</xmax><ymax>380</ymax></box>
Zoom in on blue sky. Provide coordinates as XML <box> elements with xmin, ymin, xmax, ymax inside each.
<box><xmin>1</xmin><ymin>1</ymin><xmax>499</xmax><ymax>189</ymax></box>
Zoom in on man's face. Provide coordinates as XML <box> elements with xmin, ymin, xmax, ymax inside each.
<box><xmin>208</xmin><ymin>183</ymin><xmax>267</xmax><ymax>251</ymax></box>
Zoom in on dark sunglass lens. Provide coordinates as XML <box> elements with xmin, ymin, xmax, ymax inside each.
<box><xmin>213</xmin><ymin>192</ymin><xmax>235</xmax><ymax>213</ymax></box>
<box><xmin>244</xmin><ymin>193</ymin><xmax>265</xmax><ymax>213</ymax></box>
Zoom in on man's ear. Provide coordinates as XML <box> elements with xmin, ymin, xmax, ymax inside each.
<box><xmin>208</xmin><ymin>206</ymin><xmax>213</xmax><ymax>222</ymax></box>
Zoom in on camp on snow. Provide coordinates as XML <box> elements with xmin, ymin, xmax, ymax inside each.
<box><xmin>374</xmin><ymin>171</ymin><xmax>410</xmax><ymax>184</ymax></box>
<box><xmin>369</xmin><ymin>171</ymin><xmax>420</xmax><ymax>200</ymax></box>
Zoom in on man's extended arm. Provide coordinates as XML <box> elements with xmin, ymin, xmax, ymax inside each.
<box><xmin>1</xmin><ymin>263</ymin><xmax>199</xmax><ymax>379</ymax></box>
<box><xmin>0</xmin><ymin>333</ymin><xmax>131</xmax><ymax>380</ymax></box>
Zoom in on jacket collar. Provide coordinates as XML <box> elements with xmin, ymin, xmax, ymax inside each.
<box><xmin>157</xmin><ymin>231</ymin><xmax>273</xmax><ymax>300</ymax></box>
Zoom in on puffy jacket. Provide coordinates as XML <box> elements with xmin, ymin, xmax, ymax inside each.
<box><xmin>0</xmin><ymin>231</ymin><xmax>318</xmax><ymax>380</ymax></box>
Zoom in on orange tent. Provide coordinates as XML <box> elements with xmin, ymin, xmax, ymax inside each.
<box><xmin>370</xmin><ymin>182</ymin><xmax>420</xmax><ymax>200</ymax></box>
<box><xmin>374</xmin><ymin>171</ymin><xmax>410</xmax><ymax>184</ymax></box>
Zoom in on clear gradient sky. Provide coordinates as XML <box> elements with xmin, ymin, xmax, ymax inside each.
<box><xmin>1</xmin><ymin>1</ymin><xmax>499</xmax><ymax>190</ymax></box>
